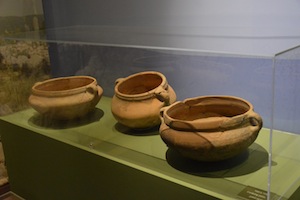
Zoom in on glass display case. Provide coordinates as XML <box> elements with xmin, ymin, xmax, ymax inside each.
<box><xmin>0</xmin><ymin>0</ymin><xmax>300</xmax><ymax>199</ymax></box>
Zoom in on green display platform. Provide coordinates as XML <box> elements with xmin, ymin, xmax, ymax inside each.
<box><xmin>0</xmin><ymin>97</ymin><xmax>299</xmax><ymax>200</ymax></box>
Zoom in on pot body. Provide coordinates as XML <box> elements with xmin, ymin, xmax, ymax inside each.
<box><xmin>29</xmin><ymin>76</ymin><xmax>103</xmax><ymax>120</ymax></box>
<box><xmin>159</xmin><ymin>95</ymin><xmax>263</xmax><ymax>161</ymax></box>
<box><xmin>111</xmin><ymin>71</ymin><xmax>176</xmax><ymax>129</ymax></box>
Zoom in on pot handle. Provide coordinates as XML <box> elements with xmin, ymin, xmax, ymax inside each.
<box><xmin>248</xmin><ymin>111</ymin><xmax>263</xmax><ymax>131</ymax></box>
<box><xmin>159</xmin><ymin>107</ymin><xmax>170</xmax><ymax>132</ymax></box>
<box><xmin>96</xmin><ymin>85</ymin><xmax>103</xmax><ymax>96</ymax></box>
<box><xmin>159</xmin><ymin>107</ymin><xmax>168</xmax><ymax>121</ymax></box>
<box><xmin>86</xmin><ymin>84</ymin><xmax>103</xmax><ymax>96</ymax></box>
<box><xmin>115</xmin><ymin>78</ymin><xmax>125</xmax><ymax>85</ymax></box>
<box><xmin>155</xmin><ymin>86</ymin><xmax>170</xmax><ymax>105</ymax></box>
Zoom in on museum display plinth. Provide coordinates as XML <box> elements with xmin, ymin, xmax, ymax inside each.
<box><xmin>1</xmin><ymin>97</ymin><xmax>299</xmax><ymax>200</ymax></box>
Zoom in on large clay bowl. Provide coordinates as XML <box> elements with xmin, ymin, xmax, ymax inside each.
<box><xmin>111</xmin><ymin>71</ymin><xmax>176</xmax><ymax>129</ymax></box>
<box><xmin>159</xmin><ymin>95</ymin><xmax>263</xmax><ymax>161</ymax></box>
<box><xmin>29</xmin><ymin>76</ymin><xmax>103</xmax><ymax>120</ymax></box>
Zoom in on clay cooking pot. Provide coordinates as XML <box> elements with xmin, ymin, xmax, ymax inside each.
<box><xmin>159</xmin><ymin>95</ymin><xmax>263</xmax><ymax>161</ymax></box>
<box><xmin>111</xmin><ymin>71</ymin><xmax>176</xmax><ymax>129</ymax></box>
<box><xmin>29</xmin><ymin>76</ymin><xmax>103</xmax><ymax>120</ymax></box>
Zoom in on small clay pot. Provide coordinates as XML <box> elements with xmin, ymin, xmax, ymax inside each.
<box><xmin>159</xmin><ymin>95</ymin><xmax>263</xmax><ymax>161</ymax></box>
<box><xmin>111</xmin><ymin>71</ymin><xmax>176</xmax><ymax>129</ymax></box>
<box><xmin>29</xmin><ymin>76</ymin><xmax>103</xmax><ymax>120</ymax></box>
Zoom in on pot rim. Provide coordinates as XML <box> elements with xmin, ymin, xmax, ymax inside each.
<box><xmin>161</xmin><ymin>95</ymin><xmax>258</xmax><ymax>131</ymax></box>
<box><xmin>115</xmin><ymin>71</ymin><xmax>168</xmax><ymax>101</ymax></box>
<box><xmin>31</xmin><ymin>76</ymin><xmax>98</xmax><ymax>97</ymax></box>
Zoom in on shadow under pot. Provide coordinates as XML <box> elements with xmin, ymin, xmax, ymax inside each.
<box><xmin>29</xmin><ymin>76</ymin><xmax>103</xmax><ymax>120</ymax></box>
<box><xmin>159</xmin><ymin>95</ymin><xmax>263</xmax><ymax>162</ymax></box>
<box><xmin>111</xmin><ymin>71</ymin><xmax>176</xmax><ymax>129</ymax></box>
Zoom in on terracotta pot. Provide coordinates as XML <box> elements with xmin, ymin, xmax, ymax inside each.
<box><xmin>29</xmin><ymin>76</ymin><xmax>103</xmax><ymax>120</ymax></box>
<box><xmin>111</xmin><ymin>71</ymin><xmax>176</xmax><ymax>129</ymax></box>
<box><xmin>159</xmin><ymin>95</ymin><xmax>263</xmax><ymax>161</ymax></box>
